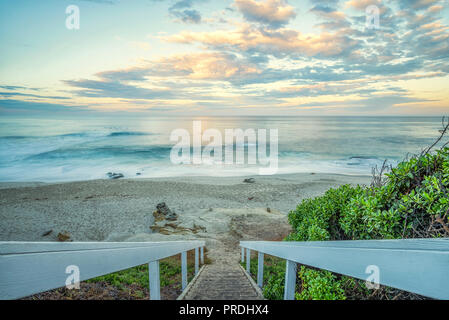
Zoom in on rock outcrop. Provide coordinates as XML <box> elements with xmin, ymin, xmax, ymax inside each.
<box><xmin>155</xmin><ymin>202</ymin><xmax>177</xmax><ymax>221</ymax></box>
<box><xmin>150</xmin><ymin>202</ymin><xmax>208</xmax><ymax>235</ymax></box>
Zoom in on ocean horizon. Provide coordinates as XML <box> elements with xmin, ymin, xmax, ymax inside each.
<box><xmin>0</xmin><ymin>115</ymin><xmax>444</xmax><ymax>182</ymax></box>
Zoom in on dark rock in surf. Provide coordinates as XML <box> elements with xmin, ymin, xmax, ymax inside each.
<box><xmin>107</xmin><ymin>172</ymin><xmax>124</xmax><ymax>179</ymax></box>
<box><xmin>243</xmin><ymin>178</ymin><xmax>255</xmax><ymax>183</ymax></box>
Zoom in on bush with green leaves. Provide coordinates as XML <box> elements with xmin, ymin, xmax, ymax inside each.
<box><xmin>262</xmin><ymin>144</ymin><xmax>449</xmax><ymax>300</ymax></box>
<box><xmin>296</xmin><ymin>266</ymin><xmax>346</xmax><ymax>300</ymax></box>
<box><xmin>286</xmin><ymin>184</ymin><xmax>364</xmax><ymax>242</ymax></box>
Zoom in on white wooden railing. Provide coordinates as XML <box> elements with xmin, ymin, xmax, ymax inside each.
<box><xmin>0</xmin><ymin>240</ymin><xmax>205</xmax><ymax>300</ymax></box>
<box><xmin>240</xmin><ymin>238</ymin><xmax>449</xmax><ymax>300</ymax></box>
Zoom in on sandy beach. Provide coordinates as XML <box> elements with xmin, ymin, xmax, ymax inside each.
<box><xmin>0</xmin><ymin>173</ymin><xmax>370</xmax><ymax>262</ymax></box>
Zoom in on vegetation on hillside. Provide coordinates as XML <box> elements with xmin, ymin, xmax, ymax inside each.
<box><xmin>261</xmin><ymin>118</ymin><xmax>449</xmax><ymax>300</ymax></box>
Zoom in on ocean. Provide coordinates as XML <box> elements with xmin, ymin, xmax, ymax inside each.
<box><xmin>0</xmin><ymin>116</ymin><xmax>444</xmax><ymax>182</ymax></box>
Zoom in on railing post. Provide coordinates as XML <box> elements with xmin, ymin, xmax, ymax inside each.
<box><xmin>284</xmin><ymin>260</ymin><xmax>297</xmax><ymax>300</ymax></box>
<box><xmin>241</xmin><ymin>247</ymin><xmax>245</xmax><ymax>263</ymax></box>
<box><xmin>195</xmin><ymin>247</ymin><xmax>199</xmax><ymax>275</ymax></box>
<box><xmin>149</xmin><ymin>260</ymin><xmax>161</xmax><ymax>300</ymax></box>
<box><xmin>246</xmin><ymin>248</ymin><xmax>251</xmax><ymax>273</ymax></box>
<box><xmin>200</xmin><ymin>246</ymin><xmax>204</xmax><ymax>265</ymax></box>
<box><xmin>257</xmin><ymin>252</ymin><xmax>264</xmax><ymax>288</ymax></box>
<box><xmin>181</xmin><ymin>251</ymin><xmax>187</xmax><ymax>290</ymax></box>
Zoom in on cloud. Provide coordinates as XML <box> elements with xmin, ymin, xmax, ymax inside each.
<box><xmin>398</xmin><ymin>0</ymin><xmax>442</xmax><ymax>10</ymax></box>
<box><xmin>0</xmin><ymin>92</ymin><xmax>69</xmax><ymax>100</ymax></box>
<box><xmin>171</xmin><ymin>9</ymin><xmax>202</xmax><ymax>23</ymax></box>
<box><xmin>234</xmin><ymin>0</ymin><xmax>296</xmax><ymax>28</ymax></box>
<box><xmin>165</xmin><ymin>24</ymin><xmax>360</xmax><ymax>59</ymax></box>
<box><xmin>0</xmin><ymin>99</ymin><xmax>89</xmax><ymax>114</ymax></box>
<box><xmin>6</xmin><ymin>0</ymin><xmax>447</xmax><ymax>115</ymax></box>
<box><xmin>0</xmin><ymin>85</ymin><xmax>69</xmax><ymax>101</ymax></box>
<box><xmin>154</xmin><ymin>52</ymin><xmax>261</xmax><ymax>81</ymax></box>
<box><xmin>269</xmin><ymin>82</ymin><xmax>370</xmax><ymax>98</ymax></box>
<box><xmin>291</xmin><ymin>94</ymin><xmax>434</xmax><ymax>111</ymax></box>
<box><xmin>428</xmin><ymin>5</ymin><xmax>444</xmax><ymax>13</ymax></box>
<box><xmin>169</xmin><ymin>0</ymin><xmax>205</xmax><ymax>24</ymax></box>
<box><xmin>96</xmin><ymin>68</ymin><xmax>150</xmax><ymax>82</ymax></box>
<box><xmin>64</xmin><ymin>52</ymin><xmax>262</xmax><ymax>95</ymax></box>
<box><xmin>63</xmin><ymin>78</ymin><xmax>174</xmax><ymax>99</ymax></box>
<box><xmin>59</xmin><ymin>0</ymin><xmax>449</xmax><ymax>115</ymax></box>
<box><xmin>310</xmin><ymin>5</ymin><xmax>351</xmax><ymax>30</ymax></box>
<box><xmin>62</xmin><ymin>0</ymin><xmax>449</xmax><ymax>110</ymax></box>
<box><xmin>157</xmin><ymin>0</ymin><xmax>447</xmax><ymax>74</ymax></box>
<box><xmin>0</xmin><ymin>85</ymin><xmax>40</xmax><ymax>91</ymax></box>
<box><xmin>345</xmin><ymin>0</ymin><xmax>382</xmax><ymax>10</ymax></box>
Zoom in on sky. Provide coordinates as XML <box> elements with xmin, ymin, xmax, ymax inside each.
<box><xmin>0</xmin><ymin>0</ymin><xmax>449</xmax><ymax>116</ymax></box>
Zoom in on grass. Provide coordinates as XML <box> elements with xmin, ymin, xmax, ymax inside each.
<box><xmin>86</xmin><ymin>251</ymin><xmax>201</xmax><ymax>297</ymax></box>
<box><xmin>241</xmin><ymin>254</ymin><xmax>286</xmax><ymax>295</ymax></box>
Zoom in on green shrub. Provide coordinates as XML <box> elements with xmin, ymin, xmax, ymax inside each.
<box><xmin>263</xmin><ymin>271</ymin><xmax>285</xmax><ymax>300</ymax></box>
<box><xmin>296</xmin><ymin>266</ymin><xmax>345</xmax><ymax>300</ymax></box>
<box><xmin>287</xmin><ymin>185</ymin><xmax>364</xmax><ymax>241</ymax></box>
<box><xmin>262</xmin><ymin>146</ymin><xmax>449</xmax><ymax>300</ymax></box>
<box><xmin>340</xmin><ymin>185</ymin><xmax>403</xmax><ymax>240</ymax></box>
<box><xmin>241</xmin><ymin>256</ymin><xmax>286</xmax><ymax>300</ymax></box>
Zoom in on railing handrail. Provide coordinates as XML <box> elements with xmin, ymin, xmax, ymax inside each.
<box><xmin>0</xmin><ymin>240</ymin><xmax>205</xmax><ymax>254</ymax></box>
<box><xmin>0</xmin><ymin>240</ymin><xmax>205</xmax><ymax>300</ymax></box>
<box><xmin>240</xmin><ymin>238</ymin><xmax>449</xmax><ymax>300</ymax></box>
